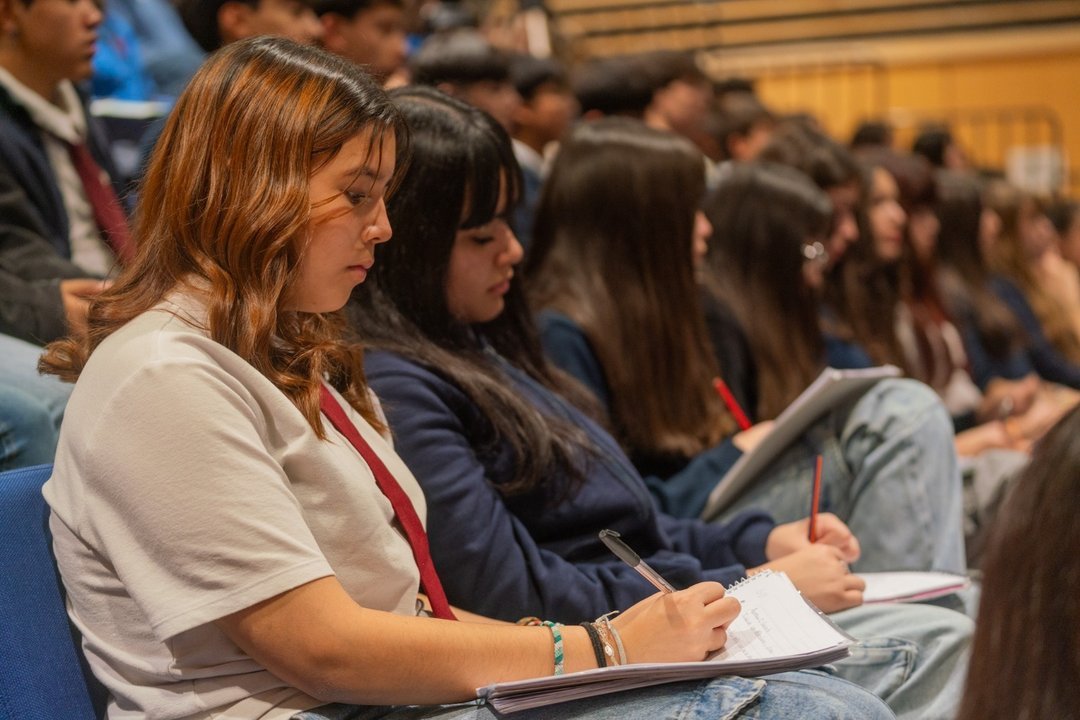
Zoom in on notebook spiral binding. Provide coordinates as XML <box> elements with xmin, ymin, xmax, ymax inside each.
<box><xmin>727</xmin><ymin>569</ymin><xmax>774</xmax><ymax>592</ymax></box>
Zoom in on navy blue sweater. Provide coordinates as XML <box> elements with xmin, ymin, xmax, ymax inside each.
<box><xmin>365</xmin><ymin>349</ymin><xmax>775</xmax><ymax>623</ymax></box>
<box><xmin>985</xmin><ymin>275</ymin><xmax>1080</xmax><ymax>389</ymax></box>
<box><xmin>537</xmin><ymin>309</ymin><xmax>745</xmax><ymax>518</ymax></box>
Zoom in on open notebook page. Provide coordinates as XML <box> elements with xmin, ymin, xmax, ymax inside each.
<box><xmin>477</xmin><ymin>571</ymin><xmax>852</xmax><ymax>713</ymax></box>
<box><xmin>715</xmin><ymin>571</ymin><xmax>854</xmax><ymax>662</ymax></box>
<box><xmin>860</xmin><ymin>571</ymin><xmax>971</xmax><ymax>603</ymax></box>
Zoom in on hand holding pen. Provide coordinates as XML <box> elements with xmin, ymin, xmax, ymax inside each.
<box><xmin>599</xmin><ymin>529</ymin><xmax>677</xmax><ymax>593</ymax></box>
<box><xmin>598</xmin><ymin>529</ymin><xmax>741</xmax><ymax>661</ymax></box>
<box><xmin>748</xmin><ymin>460</ymin><xmax>864</xmax><ymax>613</ymax></box>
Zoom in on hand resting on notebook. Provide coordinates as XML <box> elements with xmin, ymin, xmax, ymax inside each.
<box><xmin>749</xmin><ymin>513</ymin><xmax>866</xmax><ymax>613</ymax></box>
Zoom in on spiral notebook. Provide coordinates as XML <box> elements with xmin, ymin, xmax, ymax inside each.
<box><xmin>701</xmin><ymin>365</ymin><xmax>902</xmax><ymax>521</ymax></box>
<box><xmin>476</xmin><ymin>571</ymin><xmax>853</xmax><ymax>713</ymax></box>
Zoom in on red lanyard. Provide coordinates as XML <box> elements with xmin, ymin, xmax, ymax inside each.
<box><xmin>319</xmin><ymin>385</ymin><xmax>456</xmax><ymax>620</ymax></box>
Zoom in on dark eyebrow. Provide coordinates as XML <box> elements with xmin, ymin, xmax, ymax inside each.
<box><xmin>343</xmin><ymin>167</ymin><xmax>377</xmax><ymax>181</ymax></box>
<box><xmin>343</xmin><ymin>165</ymin><xmax>393</xmax><ymax>185</ymax></box>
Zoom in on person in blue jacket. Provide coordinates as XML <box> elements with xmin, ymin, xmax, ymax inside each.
<box><xmin>350</xmin><ymin>86</ymin><xmax>972</xmax><ymax>720</ymax></box>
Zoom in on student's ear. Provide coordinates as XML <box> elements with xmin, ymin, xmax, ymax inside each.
<box><xmin>217</xmin><ymin>0</ymin><xmax>256</xmax><ymax>45</ymax></box>
<box><xmin>0</xmin><ymin>0</ymin><xmax>20</xmax><ymax>33</ymax></box>
<box><xmin>513</xmin><ymin>99</ymin><xmax>536</xmax><ymax>128</ymax></box>
<box><xmin>319</xmin><ymin>12</ymin><xmax>348</xmax><ymax>55</ymax></box>
<box><xmin>435</xmin><ymin>81</ymin><xmax>462</xmax><ymax>99</ymax></box>
<box><xmin>726</xmin><ymin>133</ymin><xmax>746</xmax><ymax>162</ymax></box>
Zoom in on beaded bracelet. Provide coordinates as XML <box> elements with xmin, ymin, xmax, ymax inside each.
<box><xmin>541</xmin><ymin>621</ymin><xmax>565</xmax><ymax>675</ymax></box>
<box><xmin>579</xmin><ymin>622</ymin><xmax>608</xmax><ymax>668</ymax></box>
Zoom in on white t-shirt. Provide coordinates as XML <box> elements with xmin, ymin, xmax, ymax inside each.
<box><xmin>44</xmin><ymin>292</ymin><xmax>424</xmax><ymax>719</ymax></box>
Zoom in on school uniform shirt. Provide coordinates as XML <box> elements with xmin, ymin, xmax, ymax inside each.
<box><xmin>537</xmin><ymin>307</ymin><xmax>745</xmax><ymax>518</ymax></box>
<box><xmin>364</xmin><ymin>347</ymin><xmax>774</xmax><ymax>625</ymax></box>
<box><xmin>988</xmin><ymin>274</ymin><xmax>1080</xmax><ymax>389</ymax></box>
<box><xmin>44</xmin><ymin>289</ymin><xmax>423</xmax><ymax>720</ymax></box>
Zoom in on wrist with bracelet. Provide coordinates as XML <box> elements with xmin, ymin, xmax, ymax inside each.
<box><xmin>596</xmin><ymin>611</ymin><xmax>627</xmax><ymax>665</ymax></box>
<box><xmin>518</xmin><ymin>612</ymin><xmax>627</xmax><ymax>674</ymax></box>
<box><xmin>579</xmin><ymin>622</ymin><xmax>607</xmax><ymax>668</ymax></box>
<box><xmin>541</xmin><ymin>621</ymin><xmax>565</xmax><ymax>675</ymax></box>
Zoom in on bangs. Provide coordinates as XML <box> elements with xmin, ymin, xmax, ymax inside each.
<box><xmin>460</xmin><ymin>131</ymin><xmax>521</xmax><ymax>229</ymax></box>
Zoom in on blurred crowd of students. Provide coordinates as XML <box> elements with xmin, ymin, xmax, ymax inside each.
<box><xmin>1</xmin><ymin>1</ymin><xmax>1079</xmax><ymax>717</ymax></box>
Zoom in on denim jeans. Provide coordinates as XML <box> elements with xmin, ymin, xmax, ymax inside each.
<box><xmin>0</xmin><ymin>382</ymin><xmax>58</xmax><ymax>471</ymax></box>
<box><xmin>0</xmin><ymin>334</ymin><xmax>70</xmax><ymax>471</ymax></box>
<box><xmin>291</xmin><ymin>669</ymin><xmax>893</xmax><ymax>720</ymax></box>
<box><xmin>0</xmin><ymin>333</ymin><xmax>71</xmax><ymax>430</ymax></box>
<box><xmin>828</xmin><ymin>601</ymin><xmax>972</xmax><ymax>720</ymax></box>
<box><xmin>719</xmin><ymin>378</ymin><xmax>966</xmax><ymax>574</ymax></box>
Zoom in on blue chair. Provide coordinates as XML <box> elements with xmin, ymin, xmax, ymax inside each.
<box><xmin>0</xmin><ymin>464</ymin><xmax>107</xmax><ymax>719</ymax></box>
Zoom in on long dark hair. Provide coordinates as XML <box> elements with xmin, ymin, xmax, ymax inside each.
<box><xmin>526</xmin><ymin>118</ymin><xmax>733</xmax><ymax>462</ymax></box>
<box><xmin>824</xmin><ymin>151</ymin><xmax>907</xmax><ymax>367</ymax></box>
<box><xmin>702</xmin><ymin>162</ymin><xmax>832</xmax><ymax>420</ymax></box>
<box><xmin>42</xmin><ymin>37</ymin><xmax>405</xmax><ymax>435</ymax></box>
<box><xmin>349</xmin><ymin>86</ymin><xmax>595</xmax><ymax>498</ymax></box>
<box><xmin>983</xmin><ymin>179</ymin><xmax>1080</xmax><ymax>362</ymax></box>
<box><xmin>934</xmin><ymin>171</ymin><xmax>1022</xmax><ymax>361</ymax></box>
<box><xmin>890</xmin><ymin>153</ymin><xmax>940</xmax><ymax>305</ymax></box>
<box><xmin>848</xmin><ymin>151</ymin><xmax>947</xmax><ymax>378</ymax></box>
<box><xmin>759</xmin><ymin>118</ymin><xmax>861</xmax><ymax>192</ymax></box>
<box><xmin>958</xmin><ymin>404</ymin><xmax>1080</xmax><ymax>719</ymax></box>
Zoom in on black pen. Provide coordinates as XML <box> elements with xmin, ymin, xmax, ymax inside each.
<box><xmin>599</xmin><ymin>529</ymin><xmax>677</xmax><ymax>593</ymax></box>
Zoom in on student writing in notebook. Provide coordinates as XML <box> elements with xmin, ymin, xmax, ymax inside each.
<box><xmin>524</xmin><ymin>121</ymin><xmax>964</xmax><ymax>578</ymax></box>
<box><xmin>39</xmin><ymin>38</ymin><xmax>875</xmax><ymax>720</ymax></box>
<box><xmin>351</xmin><ymin>89</ymin><xmax>972</xmax><ymax>720</ymax></box>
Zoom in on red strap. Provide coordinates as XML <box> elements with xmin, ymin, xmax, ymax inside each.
<box><xmin>319</xmin><ymin>385</ymin><xmax>456</xmax><ymax>621</ymax></box>
<box><xmin>68</xmin><ymin>142</ymin><xmax>134</xmax><ymax>263</ymax></box>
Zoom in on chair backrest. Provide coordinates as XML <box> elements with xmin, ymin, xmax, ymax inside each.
<box><xmin>0</xmin><ymin>464</ymin><xmax>108</xmax><ymax>720</ymax></box>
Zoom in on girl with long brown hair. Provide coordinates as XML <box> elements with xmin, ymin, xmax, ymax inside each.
<box><xmin>526</xmin><ymin>117</ymin><xmax>735</xmax><ymax>481</ymax></box>
<box><xmin>38</xmin><ymin>38</ymin><xmax>778</xmax><ymax>720</ymax></box>
<box><xmin>700</xmin><ymin>161</ymin><xmax>837</xmax><ymax>422</ymax></box>
<box><xmin>982</xmin><ymin>179</ymin><xmax>1080</xmax><ymax>369</ymax></box>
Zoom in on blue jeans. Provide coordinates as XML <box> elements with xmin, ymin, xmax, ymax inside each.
<box><xmin>292</xmin><ymin>670</ymin><xmax>893</xmax><ymax>719</ymax></box>
<box><xmin>0</xmin><ymin>382</ymin><xmax>57</xmax><ymax>471</ymax></box>
<box><xmin>0</xmin><ymin>333</ymin><xmax>70</xmax><ymax>471</ymax></box>
<box><xmin>720</xmin><ymin>379</ymin><xmax>966</xmax><ymax>574</ymax></box>
<box><xmin>0</xmin><ymin>333</ymin><xmax>71</xmax><ymax>431</ymax></box>
<box><xmin>829</xmin><ymin>601</ymin><xmax>972</xmax><ymax>720</ymax></box>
